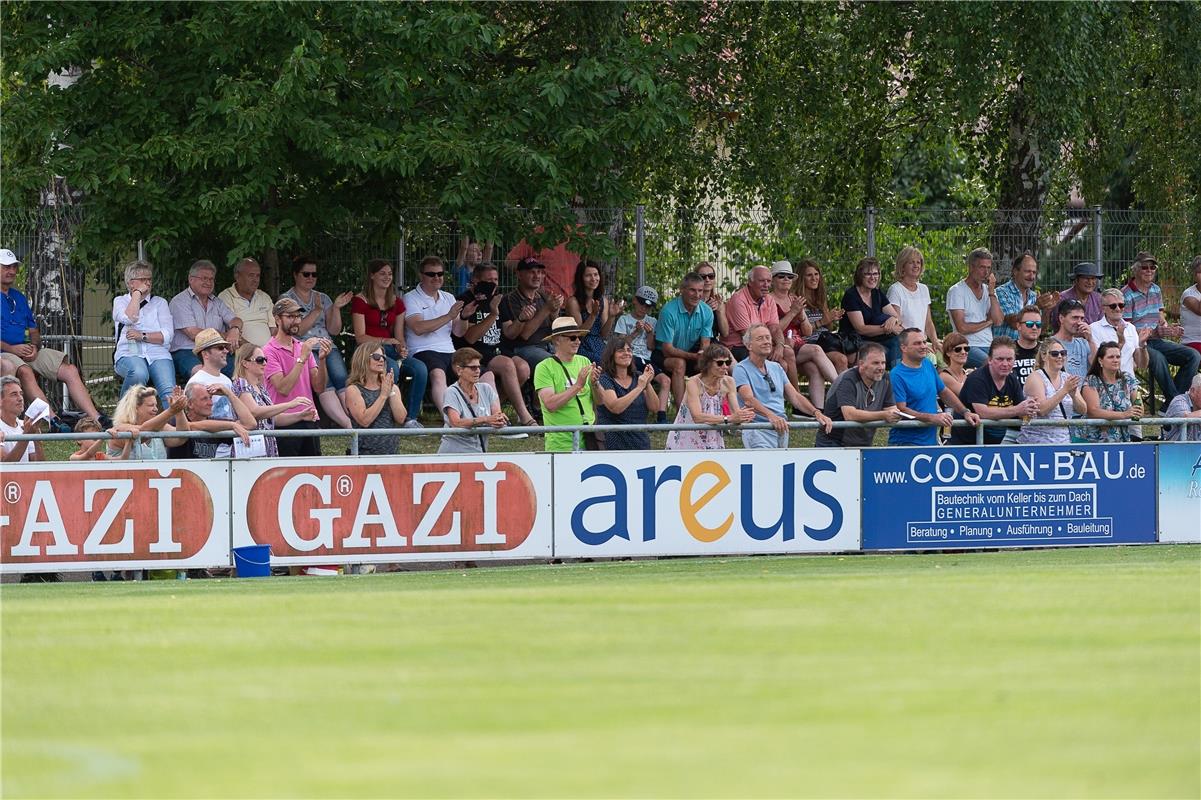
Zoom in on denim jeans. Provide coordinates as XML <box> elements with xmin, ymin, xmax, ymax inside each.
<box><xmin>323</xmin><ymin>346</ymin><xmax>348</xmax><ymax>392</ymax></box>
<box><xmin>1147</xmin><ymin>337</ymin><xmax>1201</xmax><ymax>399</ymax></box>
<box><xmin>966</xmin><ymin>346</ymin><xmax>989</xmax><ymax>369</ymax></box>
<box><xmin>115</xmin><ymin>356</ymin><xmax>177</xmax><ymax>406</ymax></box>
<box><xmin>381</xmin><ymin>344</ymin><xmax>428</xmax><ymax>423</ymax></box>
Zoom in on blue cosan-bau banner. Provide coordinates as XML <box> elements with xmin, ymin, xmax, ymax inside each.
<box><xmin>862</xmin><ymin>444</ymin><xmax>1157</xmax><ymax>550</ymax></box>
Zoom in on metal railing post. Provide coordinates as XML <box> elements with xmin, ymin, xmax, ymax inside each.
<box><xmin>572</xmin><ymin>428</ymin><xmax>582</xmax><ymax>452</ymax></box>
<box><xmin>975</xmin><ymin>420</ymin><xmax>985</xmax><ymax>445</ymax></box>
<box><xmin>397</xmin><ymin>221</ymin><xmax>406</xmax><ymax>286</ymax></box>
<box><xmin>866</xmin><ymin>206</ymin><xmax>877</xmax><ymax>258</ymax></box>
<box><xmin>137</xmin><ymin>240</ymin><xmax>145</xmax><ymax>261</ymax></box>
<box><xmin>635</xmin><ymin>205</ymin><xmax>646</xmax><ymax>288</ymax></box>
<box><xmin>1093</xmin><ymin>206</ymin><xmax>1103</xmax><ymax>278</ymax></box>
<box><xmin>350</xmin><ymin>430</ymin><xmax>359</xmax><ymax>456</ymax></box>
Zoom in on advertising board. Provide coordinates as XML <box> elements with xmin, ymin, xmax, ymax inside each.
<box><xmin>230</xmin><ymin>455</ymin><xmax>553</xmax><ymax>564</ymax></box>
<box><xmin>1</xmin><ymin>461</ymin><xmax>231</xmax><ymax>572</ymax></box>
<box><xmin>553</xmin><ymin>449</ymin><xmax>861</xmax><ymax>558</ymax></box>
<box><xmin>861</xmin><ymin>444</ymin><xmax>1158</xmax><ymax>550</ymax></box>
<box><xmin>1157</xmin><ymin>444</ymin><xmax>1201</xmax><ymax>544</ymax></box>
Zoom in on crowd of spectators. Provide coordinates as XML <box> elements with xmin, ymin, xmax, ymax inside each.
<box><xmin>3</xmin><ymin>245</ymin><xmax>1201</xmax><ymax>462</ymax></box>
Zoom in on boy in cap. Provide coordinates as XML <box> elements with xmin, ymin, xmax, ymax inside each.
<box><xmin>613</xmin><ymin>285</ymin><xmax>671</xmax><ymax>421</ymax></box>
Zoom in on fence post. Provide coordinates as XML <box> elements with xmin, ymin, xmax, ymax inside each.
<box><xmin>397</xmin><ymin>220</ymin><xmax>406</xmax><ymax>286</ymax></box>
<box><xmin>137</xmin><ymin>240</ymin><xmax>145</xmax><ymax>261</ymax></box>
<box><xmin>635</xmin><ymin>205</ymin><xmax>646</xmax><ymax>287</ymax></box>
<box><xmin>866</xmin><ymin>206</ymin><xmax>877</xmax><ymax>258</ymax></box>
<box><xmin>1093</xmin><ymin>206</ymin><xmax>1103</xmax><ymax>277</ymax></box>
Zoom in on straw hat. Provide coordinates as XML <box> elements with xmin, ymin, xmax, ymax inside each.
<box><xmin>192</xmin><ymin>328</ymin><xmax>232</xmax><ymax>354</ymax></box>
<box><xmin>543</xmin><ymin>316</ymin><xmax>591</xmax><ymax>341</ymax></box>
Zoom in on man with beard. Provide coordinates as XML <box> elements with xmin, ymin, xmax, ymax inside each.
<box><xmin>264</xmin><ymin>298</ymin><xmax>329</xmax><ymax>456</ymax></box>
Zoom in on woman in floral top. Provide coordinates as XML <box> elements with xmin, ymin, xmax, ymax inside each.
<box><xmin>231</xmin><ymin>343</ymin><xmax>318</xmax><ymax>457</ymax></box>
<box><xmin>1081</xmin><ymin>341</ymin><xmax>1143</xmax><ymax>443</ymax></box>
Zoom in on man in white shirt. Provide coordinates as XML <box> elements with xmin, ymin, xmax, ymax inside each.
<box><xmin>0</xmin><ymin>375</ymin><xmax>44</xmax><ymax>462</ymax></box>
<box><xmin>404</xmin><ymin>255</ymin><xmax>464</xmax><ymax>414</ymax></box>
<box><xmin>217</xmin><ymin>258</ymin><xmax>275</xmax><ymax>347</ymax></box>
<box><xmin>1089</xmin><ymin>288</ymin><xmax>1148</xmax><ymax>378</ymax></box>
<box><xmin>946</xmin><ymin>247</ymin><xmax>1003</xmax><ymax>369</ymax></box>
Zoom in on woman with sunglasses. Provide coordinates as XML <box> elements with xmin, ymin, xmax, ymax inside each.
<box><xmin>231</xmin><ymin>342</ymin><xmax>317</xmax><ymax>458</ymax></box>
<box><xmin>1081</xmin><ymin>341</ymin><xmax>1143</xmax><ymax>443</ymax></box>
<box><xmin>696</xmin><ymin>261</ymin><xmax>729</xmax><ymax>341</ymax></box>
<box><xmin>345</xmin><ymin>343</ymin><xmax>408</xmax><ymax>456</ymax></box>
<box><xmin>350</xmin><ymin>258</ymin><xmax>428</xmax><ymax>428</ymax></box>
<box><xmin>939</xmin><ymin>332</ymin><xmax>972</xmax><ymax>396</ymax></box>
<box><xmin>797</xmin><ymin>259</ymin><xmax>849</xmax><ymax>372</ymax></box>
<box><xmin>594</xmin><ymin>335</ymin><xmax>658</xmax><ymax>450</ymax></box>
<box><xmin>280</xmin><ymin>255</ymin><xmax>354</xmax><ymax>429</ymax></box>
<box><xmin>1018</xmin><ymin>339</ymin><xmax>1084</xmax><ymax>444</ymax></box>
<box><xmin>1182</xmin><ymin>255</ymin><xmax>1201</xmax><ymax>357</ymax></box>
<box><xmin>770</xmin><ymin>261</ymin><xmax>838</xmax><ymax>408</ymax></box>
<box><xmin>440</xmin><ymin>347</ymin><xmax>509</xmax><ymax>454</ymax></box>
<box><xmin>665</xmin><ymin>343</ymin><xmax>754</xmax><ymax>450</ymax></box>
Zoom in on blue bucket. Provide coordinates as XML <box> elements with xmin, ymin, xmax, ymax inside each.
<box><xmin>232</xmin><ymin>545</ymin><xmax>272</xmax><ymax>578</ymax></box>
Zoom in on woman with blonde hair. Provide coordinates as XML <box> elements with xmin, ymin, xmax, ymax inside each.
<box><xmin>696</xmin><ymin>261</ymin><xmax>729</xmax><ymax>340</ymax></box>
<box><xmin>106</xmin><ymin>384</ymin><xmax>190</xmax><ymax>460</ymax></box>
<box><xmin>887</xmin><ymin>246</ymin><xmax>941</xmax><ymax>353</ymax></box>
<box><xmin>231</xmin><ymin>342</ymin><xmax>317</xmax><ymax>458</ymax></box>
<box><xmin>1018</xmin><ymin>338</ymin><xmax>1084</xmax><ymax>444</ymax></box>
<box><xmin>344</xmin><ymin>341</ymin><xmax>408</xmax><ymax>455</ymax></box>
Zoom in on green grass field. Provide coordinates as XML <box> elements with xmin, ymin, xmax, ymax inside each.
<box><xmin>3</xmin><ymin>546</ymin><xmax>1198</xmax><ymax>798</ymax></box>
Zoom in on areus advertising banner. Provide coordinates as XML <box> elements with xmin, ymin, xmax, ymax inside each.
<box><xmin>553</xmin><ymin>450</ymin><xmax>861</xmax><ymax>558</ymax></box>
<box><xmin>1</xmin><ymin>462</ymin><xmax>230</xmax><ymax>572</ymax></box>
<box><xmin>230</xmin><ymin>455</ymin><xmax>553</xmax><ymax>564</ymax></box>
<box><xmin>862</xmin><ymin>444</ymin><xmax>1157</xmax><ymax>550</ymax></box>
<box><xmin>1158</xmin><ymin>444</ymin><xmax>1201</xmax><ymax>544</ymax></box>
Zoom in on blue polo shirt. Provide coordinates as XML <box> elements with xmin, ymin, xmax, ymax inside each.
<box><xmin>1</xmin><ymin>287</ymin><xmax>36</xmax><ymax>346</ymax></box>
<box><xmin>888</xmin><ymin>359</ymin><xmax>945</xmax><ymax>446</ymax></box>
<box><xmin>733</xmin><ymin>358</ymin><xmax>787</xmax><ymax>420</ymax></box>
<box><xmin>655</xmin><ymin>297</ymin><xmax>713</xmax><ymax>352</ymax></box>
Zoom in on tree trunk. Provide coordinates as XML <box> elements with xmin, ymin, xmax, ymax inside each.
<box><xmin>990</xmin><ymin>80</ymin><xmax>1051</xmax><ymax>267</ymax></box>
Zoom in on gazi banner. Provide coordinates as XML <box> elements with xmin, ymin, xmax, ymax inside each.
<box><xmin>230</xmin><ymin>455</ymin><xmax>552</xmax><ymax>565</ymax></box>
<box><xmin>1</xmin><ymin>461</ymin><xmax>230</xmax><ymax>572</ymax></box>
<box><xmin>862</xmin><ymin>444</ymin><xmax>1157</xmax><ymax>550</ymax></box>
<box><xmin>553</xmin><ymin>450</ymin><xmax>861</xmax><ymax>557</ymax></box>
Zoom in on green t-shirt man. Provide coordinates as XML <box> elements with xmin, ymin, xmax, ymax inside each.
<box><xmin>533</xmin><ymin>354</ymin><xmax>595</xmax><ymax>451</ymax></box>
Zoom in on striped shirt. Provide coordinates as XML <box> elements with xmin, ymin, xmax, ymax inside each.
<box><xmin>1122</xmin><ymin>281</ymin><xmax>1163</xmax><ymax>333</ymax></box>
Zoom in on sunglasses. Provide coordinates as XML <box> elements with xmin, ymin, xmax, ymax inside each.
<box><xmin>369</xmin><ymin>353</ymin><xmax>386</xmax><ymax>361</ymax></box>
<box><xmin>1105</xmin><ymin>302</ymin><xmax>1125</xmax><ymax>309</ymax></box>
<box><xmin>245</xmin><ymin>356</ymin><xmax>268</xmax><ymax>364</ymax></box>
<box><xmin>1048</xmin><ymin>350</ymin><xmax>1068</xmax><ymax>357</ymax></box>
<box><xmin>951</xmin><ymin>345</ymin><xmax>971</xmax><ymax>353</ymax></box>
<box><xmin>1139</xmin><ymin>264</ymin><xmax>1157</xmax><ymax>270</ymax></box>
<box><xmin>300</xmin><ymin>271</ymin><xmax>317</xmax><ymax>278</ymax></box>
<box><xmin>713</xmin><ymin>358</ymin><xmax>732</xmax><ymax>366</ymax></box>
<box><xmin>423</xmin><ymin>271</ymin><xmax>444</xmax><ymax>278</ymax></box>
<box><xmin>1022</xmin><ymin>320</ymin><xmax>1043</xmax><ymax>328</ymax></box>
<box><xmin>207</xmin><ymin>345</ymin><xmax>230</xmax><ymax>353</ymax></box>
<box><xmin>460</xmin><ymin>364</ymin><xmax>482</xmax><ymax>371</ymax></box>
<box><xmin>761</xmin><ymin>373</ymin><xmax>777</xmax><ymax>393</ymax></box>
<box><xmin>774</xmin><ymin>274</ymin><xmax>795</xmax><ymax>280</ymax></box>
<box><xmin>563</xmin><ymin>335</ymin><xmax>582</xmax><ymax>342</ymax></box>
<box><xmin>698</xmin><ymin>273</ymin><xmax>716</xmax><ymax>279</ymax></box>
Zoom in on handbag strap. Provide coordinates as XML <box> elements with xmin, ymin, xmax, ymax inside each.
<box><xmin>451</xmin><ymin>383</ymin><xmax>487</xmax><ymax>452</ymax></box>
<box><xmin>554</xmin><ymin>358</ymin><xmax>587</xmax><ymax>415</ymax></box>
<box><xmin>1039</xmin><ymin>369</ymin><xmax>1070</xmax><ymax>420</ymax></box>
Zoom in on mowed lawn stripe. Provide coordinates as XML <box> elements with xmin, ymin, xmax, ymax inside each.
<box><xmin>3</xmin><ymin>546</ymin><xmax>1198</xmax><ymax>798</ymax></box>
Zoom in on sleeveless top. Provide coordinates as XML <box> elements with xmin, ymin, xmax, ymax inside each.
<box><xmin>1018</xmin><ymin>369</ymin><xmax>1074</xmax><ymax>444</ymax></box>
<box><xmin>353</xmin><ymin>384</ymin><xmax>399</xmax><ymax>455</ymax></box>
<box><xmin>232</xmin><ymin>377</ymin><xmax>279</xmax><ymax>457</ymax></box>
<box><xmin>665</xmin><ymin>379</ymin><xmax>726</xmax><ymax>450</ymax></box>
<box><xmin>596</xmin><ymin>372</ymin><xmax>651</xmax><ymax>450</ymax></box>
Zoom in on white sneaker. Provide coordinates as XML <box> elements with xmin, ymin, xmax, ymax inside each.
<box><xmin>403</xmin><ymin>419</ymin><xmax>424</xmax><ymax>429</ymax></box>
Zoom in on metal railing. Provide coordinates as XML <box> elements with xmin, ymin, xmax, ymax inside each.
<box><xmin>9</xmin><ymin>416</ymin><xmax>1198</xmax><ymax>454</ymax></box>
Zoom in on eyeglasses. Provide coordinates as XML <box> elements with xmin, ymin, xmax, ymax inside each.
<box><xmin>369</xmin><ymin>353</ymin><xmax>386</xmax><ymax>362</ymax></box>
<box><xmin>460</xmin><ymin>364</ymin><xmax>482</xmax><ymax>371</ymax></box>
<box><xmin>207</xmin><ymin>345</ymin><xmax>230</xmax><ymax>353</ymax></box>
<box><xmin>1105</xmin><ymin>302</ymin><xmax>1125</xmax><ymax>309</ymax></box>
<box><xmin>951</xmin><ymin>345</ymin><xmax>971</xmax><ymax>353</ymax></box>
<box><xmin>423</xmin><ymin>271</ymin><xmax>444</xmax><ymax>278</ymax></box>
<box><xmin>246</xmin><ymin>356</ymin><xmax>268</xmax><ymax>364</ymax></box>
<box><xmin>1022</xmin><ymin>320</ymin><xmax>1043</xmax><ymax>328</ymax></box>
<box><xmin>300</xmin><ymin>271</ymin><xmax>317</xmax><ymax>278</ymax></box>
<box><xmin>698</xmin><ymin>273</ymin><xmax>716</xmax><ymax>280</ymax></box>
<box><xmin>713</xmin><ymin>358</ymin><xmax>731</xmax><ymax>366</ymax></box>
<box><xmin>1139</xmin><ymin>264</ymin><xmax>1157</xmax><ymax>271</ymax></box>
<box><xmin>1048</xmin><ymin>350</ymin><xmax>1068</xmax><ymax>357</ymax></box>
